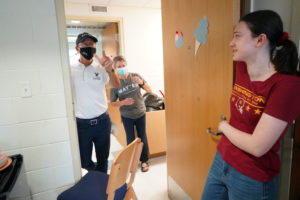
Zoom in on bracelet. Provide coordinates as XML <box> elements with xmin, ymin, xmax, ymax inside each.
<box><xmin>107</xmin><ymin>68</ymin><xmax>115</xmax><ymax>75</ymax></box>
<box><xmin>139</xmin><ymin>81</ymin><xmax>145</xmax><ymax>87</ymax></box>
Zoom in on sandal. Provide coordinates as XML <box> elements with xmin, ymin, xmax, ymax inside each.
<box><xmin>141</xmin><ymin>162</ymin><xmax>149</xmax><ymax>172</ymax></box>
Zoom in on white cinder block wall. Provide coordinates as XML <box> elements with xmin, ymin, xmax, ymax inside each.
<box><xmin>0</xmin><ymin>0</ymin><xmax>77</xmax><ymax>199</ymax></box>
<box><xmin>64</xmin><ymin>2</ymin><xmax>165</xmax><ymax>96</ymax></box>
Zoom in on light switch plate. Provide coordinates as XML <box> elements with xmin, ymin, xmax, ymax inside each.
<box><xmin>19</xmin><ymin>81</ymin><xmax>32</xmax><ymax>98</ymax></box>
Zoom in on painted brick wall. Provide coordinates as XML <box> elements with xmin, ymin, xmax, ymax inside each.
<box><xmin>0</xmin><ymin>0</ymin><xmax>75</xmax><ymax>199</ymax></box>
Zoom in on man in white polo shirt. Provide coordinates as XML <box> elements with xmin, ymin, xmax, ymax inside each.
<box><xmin>71</xmin><ymin>32</ymin><xmax>120</xmax><ymax>173</ymax></box>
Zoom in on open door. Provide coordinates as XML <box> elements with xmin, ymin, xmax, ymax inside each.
<box><xmin>101</xmin><ymin>22</ymin><xmax>127</xmax><ymax>147</ymax></box>
<box><xmin>162</xmin><ymin>0</ymin><xmax>239</xmax><ymax>198</ymax></box>
<box><xmin>101</xmin><ymin>22</ymin><xmax>119</xmax><ymax>58</ymax></box>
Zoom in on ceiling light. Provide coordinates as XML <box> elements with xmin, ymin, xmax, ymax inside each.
<box><xmin>71</xmin><ymin>20</ymin><xmax>80</xmax><ymax>24</ymax></box>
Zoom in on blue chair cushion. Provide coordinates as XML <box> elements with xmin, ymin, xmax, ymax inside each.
<box><xmin>57</xmin><ymin>171</ymin><xmax>127</xmax><ymax>200</ymax></box>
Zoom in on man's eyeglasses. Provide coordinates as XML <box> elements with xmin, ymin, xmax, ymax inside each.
<box><xmin>79</xmin><ymin>42</ymin><xmax>95</xmax><ymax>48</ymax></box>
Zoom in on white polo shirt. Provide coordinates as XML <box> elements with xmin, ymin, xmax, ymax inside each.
<box><xmin>71</xmin><ymin>60</ymin><xmax>109</xmax><ymax>119</ymax></box>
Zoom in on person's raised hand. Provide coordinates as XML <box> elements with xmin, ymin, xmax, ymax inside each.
<box><xmin>94</xmin><ymin>51</ymin><xmax>113</xmax><ymax>72</ymax></box>
<box><xmin>131</xmin><ymin>75</ymin><xmax>143</xmax><ymax>85</ymax></box>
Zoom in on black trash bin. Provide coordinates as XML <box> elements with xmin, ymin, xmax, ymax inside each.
<box><xmin>0</xmin><ymin>154</ymin><xmax>23</xmax><ymax>200</ymax></box>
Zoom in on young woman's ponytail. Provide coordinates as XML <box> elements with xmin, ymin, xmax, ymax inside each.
<box><xmin>271</xmin><ymin>33</ymin><xmax>299</xmax><ymax>75</ymax></box>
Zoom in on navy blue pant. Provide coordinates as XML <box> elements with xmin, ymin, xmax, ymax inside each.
<box><xmin>121</xmin><ymin>114</ymin><xmax>149</xmax><ymax>162</ymax></box>
<box><xmin>76</xmin><ymin>116</ymin><xmax>111</xmax><ymax>173</ymax></box>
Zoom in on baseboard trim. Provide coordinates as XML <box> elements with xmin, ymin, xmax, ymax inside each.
<box><xmin>168</xmin><ymin>176</ymin><xmax>192</xmax><ymax>200</ymax></box>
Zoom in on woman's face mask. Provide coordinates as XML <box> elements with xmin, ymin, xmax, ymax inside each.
<box><xmin>117</xmin><ymin>67</ymin><xmax>128</xmax><ymax>76</ymax></box>
<box><xmin>80</xmin><ymin>47</ymin><xmax>96</xmax><ymax>60</ymax></box>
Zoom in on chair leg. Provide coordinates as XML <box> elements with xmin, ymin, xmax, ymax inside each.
<box><xmin>124</xmin><ymin>187</ymin><xmax>138</xmax><ymax>200</ymax></box>
<box><xmin>131</xmin><ymin>188</ymin><xmax>138</xmax><ymax>200</ymax></box>
<box><xmin>107</xmin><ymin>193</ymin><xmax>115</xmax><ymax>200</ymax></box>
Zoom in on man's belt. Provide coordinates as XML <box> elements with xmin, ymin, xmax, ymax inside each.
<box><xmin>76</xmin><ymin>112</ymin><xmax>109</xmax><ymax>126</ymax></box>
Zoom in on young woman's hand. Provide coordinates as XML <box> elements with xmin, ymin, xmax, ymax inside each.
<box><xmin>131</xmin><ymin>76</ymin><xmax>143</xmax><ymax>85</ymax></box>
<box><xmin>122</xmin><ymin>98</ymin><xmax>135</xmax><ymax>106</ymax></box>
<box><xmin>218</xmin><ymin>120</ymin><xmax>229</xmax><ymax>133</ymax></box>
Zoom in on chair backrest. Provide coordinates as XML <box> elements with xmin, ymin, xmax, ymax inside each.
<box><xmin>106</xmin><ymin>138</ymin><xmax>143</xmax><ymax>200</ymax></box>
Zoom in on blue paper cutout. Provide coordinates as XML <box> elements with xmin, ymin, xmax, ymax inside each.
<box><xmin>194</xmin><ymin>16</ymin><xmax>208</xmax><ymax>55</ymax></box>
<box><xmin>175</xmin><ymin>31</ymin><xmax>183</xmax><ymax>48</ymax></box>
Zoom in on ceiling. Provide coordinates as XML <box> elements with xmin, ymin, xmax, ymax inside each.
<box><xmin>65</xmin><ymin>0</ymin><xmax>161</xmax><ymax>9</ymax></box>
<box><xmin>65</xmin><ymin>0</ymin><xmax>161</xmax><ymax>28</ymax></box>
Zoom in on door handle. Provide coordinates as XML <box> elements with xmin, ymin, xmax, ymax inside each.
<box><xmin>206</xmin><ymin>128</ymin><xmax>223</xmax><ymax>136</ymax></box>
<box><xmin>206</xmin><ymin>115</ymin><xmax>227</xmax><ymax>136</ymax></box>
<box><xmin>220</xmin><ymin>115</ymin><xmax>226</xmax><ymax>121</ymax></box>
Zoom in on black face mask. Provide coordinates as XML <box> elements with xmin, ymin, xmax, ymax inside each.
<box><xmin>80</xmin><ymin>47</ymin><xmax>96</xmax><ymax>60</ymax></box>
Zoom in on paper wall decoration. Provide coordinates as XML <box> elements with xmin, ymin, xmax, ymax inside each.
<box><xmin>194</xmin><ymin>16</ymin><xmax>208</xmax><ymax>55</ymax></box>
<box><xmin>175</xmin><ymin>31</ymin><xmax>183</xmax><ymax>48</ymax></box>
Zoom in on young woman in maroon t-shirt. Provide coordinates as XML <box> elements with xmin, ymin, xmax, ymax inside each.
<box><xmin>202</xmin><ymin>10</ymin><xmax>300</xmax><ymax>200</ymax></box>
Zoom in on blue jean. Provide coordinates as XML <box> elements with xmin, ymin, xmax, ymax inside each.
<box><xmin>121</xmin><ymin>114</ymin><xmax>149</xmax><ymax>162</ymax></box>
<box><xmin>201</xmin><ymin>151</ymin><xmax>279</xmax><ymax>200</ymax></box>
<box><xmin>76</xmin><ymin>116</ymin><xmax>111</xmax><ymax>173</ymax></box>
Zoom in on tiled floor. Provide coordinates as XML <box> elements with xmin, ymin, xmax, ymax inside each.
<box><xmin>82</xmin><ymin>135</ymin><xmax>169</xmax><ymax>200</ymax></box>
<box><xmin>133</xmin><ymin>155</ymin><xmax>169</xmax><ymax>200</ymax></box>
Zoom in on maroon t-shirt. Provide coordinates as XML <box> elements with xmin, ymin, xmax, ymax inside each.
<box><xmin>217</xmin><ymin>62</ymin><xmax>300</xmax><ymax>182</ymax></box>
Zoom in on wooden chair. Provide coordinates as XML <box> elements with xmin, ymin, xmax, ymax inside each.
<box><xmin>57</xmin><ymin>138</ymin><xmax>143</xmax><ymax>200</ymax></box>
